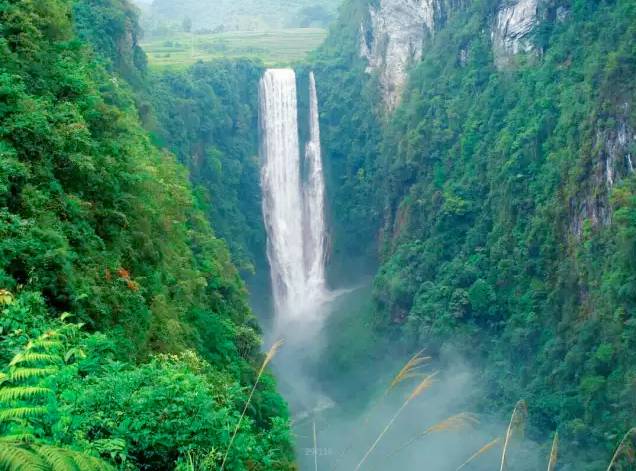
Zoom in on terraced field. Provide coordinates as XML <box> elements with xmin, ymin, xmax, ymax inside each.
<box><xmin>141</xmin><ymin>28</ymin><xmax>327</xmax><ymax>68</ymax></box>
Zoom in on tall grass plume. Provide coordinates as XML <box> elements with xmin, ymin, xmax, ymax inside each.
<box><xmin>607</xmin><ymin>428</ymin><xmax>635</xmax><ymax>471</ymax></box>
<box><xmin>386</xmin><ymin>350</ymin><xmax>431</xmax><ymax>394</ymax></box>
<box><xmin>386</xmin><ymin>412</ymin><xmax>478</xmax><ymax>459</ymax></box>
<box><xmin>220</xmin><ymin>339</ymin><xmax>283</xmax><ymax>471</ymax></box>
<box><xmin>330</xmin><ymin>351</ymin><xmax>431</xmax><ymax>471</ymax></box>
<box><xmin>352</xmin><ymin>372</ymin><xmax>438</xmax><ymax>471</ymax></box>
<box><xmin>500</xmin><ymin>400</ymin><xmax>528</xmax><ymax>471</ymax></box>
<box><xmin>456</xmin><ymin>437</ymin><xmax>501</xmax><ymax>470</ymax></box>
<box><xmin>547</xmin><ymin>432</ymin><xmax>559</xmax><ymax>471</ymax></box>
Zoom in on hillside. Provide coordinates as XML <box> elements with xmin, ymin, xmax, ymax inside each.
<box><xmin>139</xmin><ymin>0</ymin><xmax>342</xmax><ymax>32</ymax></box>
<box><xmin>0</xmin><ymin>0</ymin><xmax>293</xmax><ymax>468</ymax></box>
<box><xmin>312</xmin><ymin>0</ymin><xmax>636</xmax><ymax>467</ymax></box>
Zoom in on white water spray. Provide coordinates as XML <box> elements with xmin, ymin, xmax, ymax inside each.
<box><xmin>259</xmin><ymin>69</ymin><xmax>328</xmax><ymax>322</ymax></box>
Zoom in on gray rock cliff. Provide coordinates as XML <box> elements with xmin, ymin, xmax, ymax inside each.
<box><xmin>359</xmin><ymin>0</ymin><xmax>443</xmax><ymax>111</ymax></box>
<box><xmin>491</xmin><ymin>0</ymin><xmax>540</xmax><ymax>69</ymax></box>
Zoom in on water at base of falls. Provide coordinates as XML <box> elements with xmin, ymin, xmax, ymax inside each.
<box><xmin>259</xmin><ymin>68</ymin><xmax>328</xmax><ymax>324</ymax></box>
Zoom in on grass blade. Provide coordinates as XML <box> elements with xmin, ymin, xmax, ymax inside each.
<box><xmin>456</xmin><ymin>437</ymin><xmax>500</xmax><ymax>470</ymax></box>
<box><xmin>500</xmin><ymin>400</ymin><xmax>528</xmax><ymax>471</ymax></box>
<box><xmin>547</xmin><ymin>432</ymin><xmax>559</xmax><ymax>471</ymax></box>
<box><xmin>220</xmin><ymin>339</ymin><xmax>283</xmax><ymax>471</ymax></box>
<box><xmin>313</xmin><ymin>421</ymin><xmax>318</xmax><ymax>471</ymax></box>
<box><xmin>607</xmin><ymin>428</ymin><xmax>636</xmax><ymax>471</ymax></box>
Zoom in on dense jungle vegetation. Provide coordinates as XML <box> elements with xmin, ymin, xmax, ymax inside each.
<box><xmin>0</xmin><ymin>0</ymin><xmax>293</xmax><ymax>469</ymax></box>
<box><xmin>147</xmin><ymin>61</ymin><xmax>265</xmax><ymax>276</ymax></box>
<box><xmin>2</xmin><ymin>0</ymin><xmax>635</xmax><ymax>468</ymax></box>
<box><xmin>312</xmin><ymin>0</ymin><xmax>636</xmax><ymax>467</ymax></box>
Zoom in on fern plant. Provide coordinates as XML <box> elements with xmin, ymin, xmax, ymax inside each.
<box><xmin>0</xmin><ymin>323</ymin><xmax>113</xmax><ymax>470</ymax></box>
<box><xmin>0</xmin><ymin>442</ymin><xmax>112</xmax><ymax>470</ymax></box>
<box><xmin>0</xmin><ymin>329</ymin><xmax>63</xmax><ymax>440</ymax></box>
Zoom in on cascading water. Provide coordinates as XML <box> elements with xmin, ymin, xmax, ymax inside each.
<box><xmin>303</xmin><ymin>72</ymin><xmax>327</xmax><ymax>296</ymax></box>
<box><xmin>259</xmin><ymin>69</ymin><xmax>328</xmax><ymax>322</ymax></box>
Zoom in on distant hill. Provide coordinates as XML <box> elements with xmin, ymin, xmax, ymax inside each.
<box><xmin>136</xmin><ymin>0</ymin><xmax>342</xmax><ymax>34</ymax></box>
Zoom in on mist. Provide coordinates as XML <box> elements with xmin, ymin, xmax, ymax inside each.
<box><xmin>254</xmin><ymin>62</ymin><xmax>550</xmax><ymax>470</ymax></box>
<box><xmin>265</xmin><ymin>284</ymin><xmax>548</xmax><ymax>471</ymax></box>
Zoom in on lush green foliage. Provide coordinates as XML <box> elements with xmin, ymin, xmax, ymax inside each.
<box><xmin>0</xmin><ymin>0</ymin><xmax>293</xmax><ymax>468</ymax></box>
<box><xmin>0</xmin><ymin>316</ymin><xmax>114</xmax><ymax>470</ymax></box>
<box><xmin>0</xmin><ymin>296</ymin><xmax>293</xmax><ymax>470</ymax></box>
<box><xmin>147</xmin><ymin>60</ymin><xmax>265</xmax><ymax>274</ymax></box>
<box><xmin>314</xmin><ymin>0</ymin><xmax>636</xmax><ymax>467</ymax></box>
<box><xmin>73</xmin><ymin>0</ymin><xmax>147</xmax><ymax>85</ymax></box>
<box><xmin>309</xmin><ymin>0</ymin><xmax>383</xmax><ymax>278</ymax></box>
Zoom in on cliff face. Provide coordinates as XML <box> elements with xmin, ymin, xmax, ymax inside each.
<box><xmin>571</xmin><ymin>104</ymin><xmax>636</xmax><ymax>237</ymax></box>
<box><xmin>73</xmin><ymin>0</ymin><xmax>147</xmax><ymax>84</ymax></box>
<box><xmin>491</xmin><ymin>0</ymin><xmax>540</xmax><ymax>68</ymax></box>
<box><xmin>358</xmin><ymin>0</ymin><xmax>551</xmax><ymax>108</ymax></box>
<box><xmin>359</xmin><ymin>0</ymin><xmax>443</xmax><ymax>111</ymax></box>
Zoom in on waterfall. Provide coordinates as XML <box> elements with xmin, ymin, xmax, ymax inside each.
<box><xmin>259</xmin><ymin>69</ymin><xmax>306</xmax><ymax>318</ymax></box>
<box><xmin>259</xmin><ymin>69</ymin><xmax>328</xmax><ymax>321</ymax></box>
<box><xmin>303</xmin><ymin>72</ymin><xmax>327</xmax><ymax>295</ymax></box>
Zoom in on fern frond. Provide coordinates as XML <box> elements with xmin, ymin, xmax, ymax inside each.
<box><xmin>0</xmin><ymin>406</ymin><xmax>47</xmax><ymax>423</ymax></box>
<box><xmin>35</xmin><ymin>445</ymin><xmax>114</xmax><ymax>471</ymax></box>
<box><xmin>66</xmin><ymin>450</ymin><xmax>115</xmax><ymax>471</ymax></box>
<box><xmin>63</xmin><ymin>348</ymin><xmax>85</xmax><ymax>365</ymax></box>
<box><xmin>0</xmin><ymin>433</ymin><xmax>36</xmax><ymax>444</ymax></box>
<box><xmin>9</xmin><ymin>368</ymin><xmax>58</xmax><ymax>382</ymax></box>
<box><xmin>0</xmin><ymin>443</ymin><xmax>47</xmax><ymax>470</ymax></box>
<box><xmin>0</xmin><ymin>387</ymin><xmax>51</xmax><ymax>402</ymax></box>
<box><xmin>33</xmin><ymin>445</ymin><xmax>79</xmax><ymax>471</ymax></box>
<box><xmin>9</xmin><ymin>353</ymin><xmax>57</xmax><ymax>368</ymax></box>
<box><xmin>27</xmin><ymin>340</ymin><xmax>62</xmax><ymax>352</ymax></box>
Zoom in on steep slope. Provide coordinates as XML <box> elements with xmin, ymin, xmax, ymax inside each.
<box><xmin>0</xmin><ymin>0</ymin><xmax>293</xmax><ymax>468</ymax></box>
<box><xmin>147</xmin><ymin>61</ymin><xmax>266</xmax><ymax>276</ymax></box>
<box><xmin>314</xmin><ymin>0</ymin><xmax>636</xmax><ymax>466</ymax></box>
<box><xmin>73</xmin><ymin>0</ymin><xmax>148</xmax><ymax>86</ymax></box>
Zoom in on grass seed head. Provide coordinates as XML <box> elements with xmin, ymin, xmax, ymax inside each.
<box><xmin>408</xmin><ymin>371</ymin><xmax>439</xmax><ymax>401</ymax></box>
<box><xmin>426</xmin><ymin>413</ymin><xmax>479</xmax><ymax>434</ymax></box>
<box><xmin>456</xmin><ymin>437</ymin><xmax>501</xmax><ymax>470</ymax></box>
<box><xmin>388</xmin><ymin>350</ymin><xmax>431</xmax><ymax>392</ymax></box>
